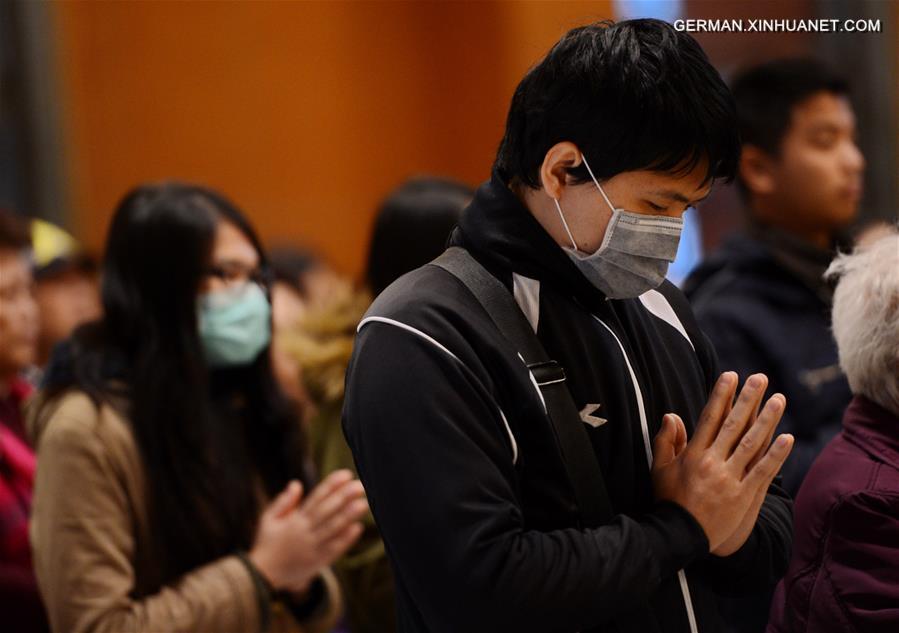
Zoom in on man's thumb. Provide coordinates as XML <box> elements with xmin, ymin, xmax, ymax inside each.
<box><xmin>652</xmin><ymin>414</ymin><xmax>678</xmax><ymax>468</ymax></box>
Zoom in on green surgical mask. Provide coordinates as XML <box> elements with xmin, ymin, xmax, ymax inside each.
<box><xmin>197</xmin><ymin>282</ymin><xmax>271</xmax><ymax>368</ymax></box>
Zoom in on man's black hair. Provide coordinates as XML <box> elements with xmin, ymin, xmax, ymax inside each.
<box><xmin>731</xmin><ymin>58</ymin><xmax>849</xmax><ymax>156</ymax></box>
<box><xmin>494</xmin><ymin>18</ymin><xmax>740</xmax><ymax>189</ymax></box>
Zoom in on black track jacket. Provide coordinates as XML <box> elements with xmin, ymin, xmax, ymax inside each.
<box><xmin>343</xmin><ymin>173</ymin><xmax>792</xmax><ymax>633</ymax></box>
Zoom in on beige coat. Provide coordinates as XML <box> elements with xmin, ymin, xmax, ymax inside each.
<box><xmin>28</xmin><ymin>390</ymin><xmax>341</xmax><ymax>633</ymax></box>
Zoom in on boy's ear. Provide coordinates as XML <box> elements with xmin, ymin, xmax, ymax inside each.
<box><xmin>739</xmin><ymin>145</ymin><xmax>777</xmax><ymax>196</ymax></box>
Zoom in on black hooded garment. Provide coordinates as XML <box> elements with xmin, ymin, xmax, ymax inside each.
<box><xmin>342</xmin><ymin>173</ymin><xmax>792</xmax><ymax>633</ymax></box>
<box><xmin>683</xmin><ymin>228</ymin><xmax>851</xmax><ymax>497</ymax></box>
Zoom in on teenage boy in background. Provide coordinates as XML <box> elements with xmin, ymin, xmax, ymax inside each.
<box><xmin>686</xmin><ymin>59</ymin><xmax>863</xmax><ymax>498</ymax></box>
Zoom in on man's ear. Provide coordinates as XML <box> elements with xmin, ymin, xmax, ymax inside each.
<box><xmin>739</xmin><ymin>145</ymin><xmax>777</xmax><ymax>196</ymax></box>
<box><xmin>540</xmin><ymin>142</ymin><xmax>582</xmax><ymax>200</ymax></box>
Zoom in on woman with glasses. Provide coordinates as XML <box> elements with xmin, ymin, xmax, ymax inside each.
<box><xmin>27</xmin><ymin>183</ymin><xmax>367</xmax><ymax>633</ymax></box>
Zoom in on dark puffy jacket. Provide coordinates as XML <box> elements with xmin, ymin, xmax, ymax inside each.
<box><xmin>767</xmin><ymin>396</ymin><xmax>899</xmax><ymax>633</ymax></box>
<box><xmin>684</xmin><ymin>232</ymin><xmax>852</xmax><ymax>497</ymax></box>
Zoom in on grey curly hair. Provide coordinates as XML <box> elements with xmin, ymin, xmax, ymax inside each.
<box><xmin>826</xmin><ymin>226</ymin><xmax>899</xmax><ymax>416</ymax></box>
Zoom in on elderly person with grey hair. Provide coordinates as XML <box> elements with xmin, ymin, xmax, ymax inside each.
<box><xmin>768</xmin><ymin>227</ymin><xmax>899</xmax><ymax>633</ymax></box>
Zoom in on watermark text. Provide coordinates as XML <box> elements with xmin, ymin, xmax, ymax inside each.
<box><xmin>673</xmin><ymin>19</ymin><xmax>882</xmax><ymax>33</ymax></box>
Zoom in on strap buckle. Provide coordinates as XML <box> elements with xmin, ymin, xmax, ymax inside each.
<box><xmin>527</xmin><ymin>360</ymin><xmax>566</xmax><ymax>387</ymax></box>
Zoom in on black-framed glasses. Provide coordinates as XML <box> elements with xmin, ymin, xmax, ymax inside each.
<box><xmin>204</xmin><ymin>263</ymin><xmax>272</xmax><ymax>289</ymax></box>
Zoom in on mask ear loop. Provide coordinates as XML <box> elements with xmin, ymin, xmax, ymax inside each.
<box><xmin>580</xmin><ymin>154</ymin><xmax>616</xmax><ymax>212</ymax></box>
<box><xmin>553</xmin><ymin>197</ymin><xmax>579</xmax><ymax>251</ymax></box>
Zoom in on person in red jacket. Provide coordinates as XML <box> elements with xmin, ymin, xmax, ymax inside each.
<box><xmin>767</xmin><ymin>227</ymin><xmax>899</xmax><ymax>633</ymax></box>
<box><xmin>0</xmin><ymin>207</ymin><xmax>48</xmax><ymax>633</ymax></box>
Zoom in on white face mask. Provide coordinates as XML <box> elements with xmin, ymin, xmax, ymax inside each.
<box><xmin>553</xmin><ymin>154</ymin><xmax>684</xmax><ymax>299</ymax></box>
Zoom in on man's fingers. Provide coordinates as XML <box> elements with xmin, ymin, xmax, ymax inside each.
<box><xmin>749</xmin><ymin>395</ymin><xmax>787</xmax><ymax>471</ymax></box>
<box><xmin>728</xmin><ymin>394</ymin><xmax>786</xmax><ymax>474</ymax></box>
<box><xmin>722</xmin><ymin>383</ymin><xmax>735</xmax><ymax>420</ymax></box>
<box><xmin>712</xmin><ymin>374</ymin><xmax>768</xmax><ymax>457</ymax></box>
<box><xmin>692</xmin><ymin>372</ymin><xmax>739</xmax><ymax>447</ymax></box>
<box><xmin>745</xmin><ymin>433</ymin><xmax>794</xmax><ymax>491</ymax></box>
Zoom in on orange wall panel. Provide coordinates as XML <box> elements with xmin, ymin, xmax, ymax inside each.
<box><xmin>52</xmin><ymin>1</ymin><xmax>612</xmax><ymax>278</ymax></box>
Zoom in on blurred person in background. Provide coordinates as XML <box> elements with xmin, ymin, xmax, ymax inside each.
<box><xmin>683</xmin><ymin>58</ymin><xmax>865</xmax><ymax>633</ymax></box>
<box><xmin>685</xmin><ymin>59</ymin><xmax>863</xmax><ymax>498</ymax></box>
<box><xmin>0</xmin><ymin>209</ymin><xmax>39</xmax><ymax>440</ymax></box>
<box><xmin>364</xmin><ymin>177</ymin><xmax>473</xmax><ymax>298</ymax></box>
<box><xmin>27</xmin><ymin>183</ymin><xmax>367</xmax><ymax>633</ymax></box>
<box><xmin>277</xmin><ymin>176</ymin><xmax>472</xmax><ymax>633</ymax></box>
<box><xmin>0</xmin><ymin>208</ymin><xmax>49</xmax><ymax>633</ymax></box>
<box><xmin>768</xmin><ymin>227</ymin><xmax>899</xmax><ymax>633</ymax></box>
<box><xmin>30</xmin><ymin>219</ymin><xmax>102</xmax><ymax>368</ymax></box>
<box><xmin>344</xmin><ymin>20</ymin><xmax>793</xmax><ymax>633</ymax></box>
<box><xmin>268</xmin><ymin>245</ymin><xmax>346</xmax><ymax>415</ymax></box>
<box><xmin>269</xmin><ymin>245</ymin><xmax>346</xmax><ymax>318</ymax></box>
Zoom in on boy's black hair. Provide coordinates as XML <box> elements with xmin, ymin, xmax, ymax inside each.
<box><xmin>731</xmin><ymin>58</ymin><xmax>849</xmax><ymax>156</ymax></box>
<box><xmin>494</xmin><ymin>19</ymin><xmax>740</xmax><ymax>189</ymax></box>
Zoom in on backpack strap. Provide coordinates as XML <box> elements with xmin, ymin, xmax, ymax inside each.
<box><xmin>431</xmin><ymin>247</ymin><xmax>613</xmax><ymax>527</ymax></box>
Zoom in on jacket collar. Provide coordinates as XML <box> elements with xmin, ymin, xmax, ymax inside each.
<box><xmin>842</xmin><ymin>395</ymin><xmax>899</xmax><ymax>467</ymax></box>
<box><xmin>748</xmin><ymin>223</ymin><xmax>839</xmax><ymax>305</ymax></box>
<box><xmin>450</xmin><ymin>171</ymin><xmax>611</xmax><ymax>312</ymax></box>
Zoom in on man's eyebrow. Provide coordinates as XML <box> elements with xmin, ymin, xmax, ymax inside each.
<box><xmin>649</xmin><ymin>189</ymin><xmax>712</xmax><ymax>205</ymax></box>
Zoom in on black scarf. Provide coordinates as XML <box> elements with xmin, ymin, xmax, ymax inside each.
<box><xmin>451</xmin><ymin>171</ymin><xmax>611</xmax><ymax>313</ymax></box>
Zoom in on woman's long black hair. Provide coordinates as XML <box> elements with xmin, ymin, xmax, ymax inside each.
<box><xmin>40</xmin><ymin>182</ymin><xmax>308</xmax><ymax>584</ymax></box>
